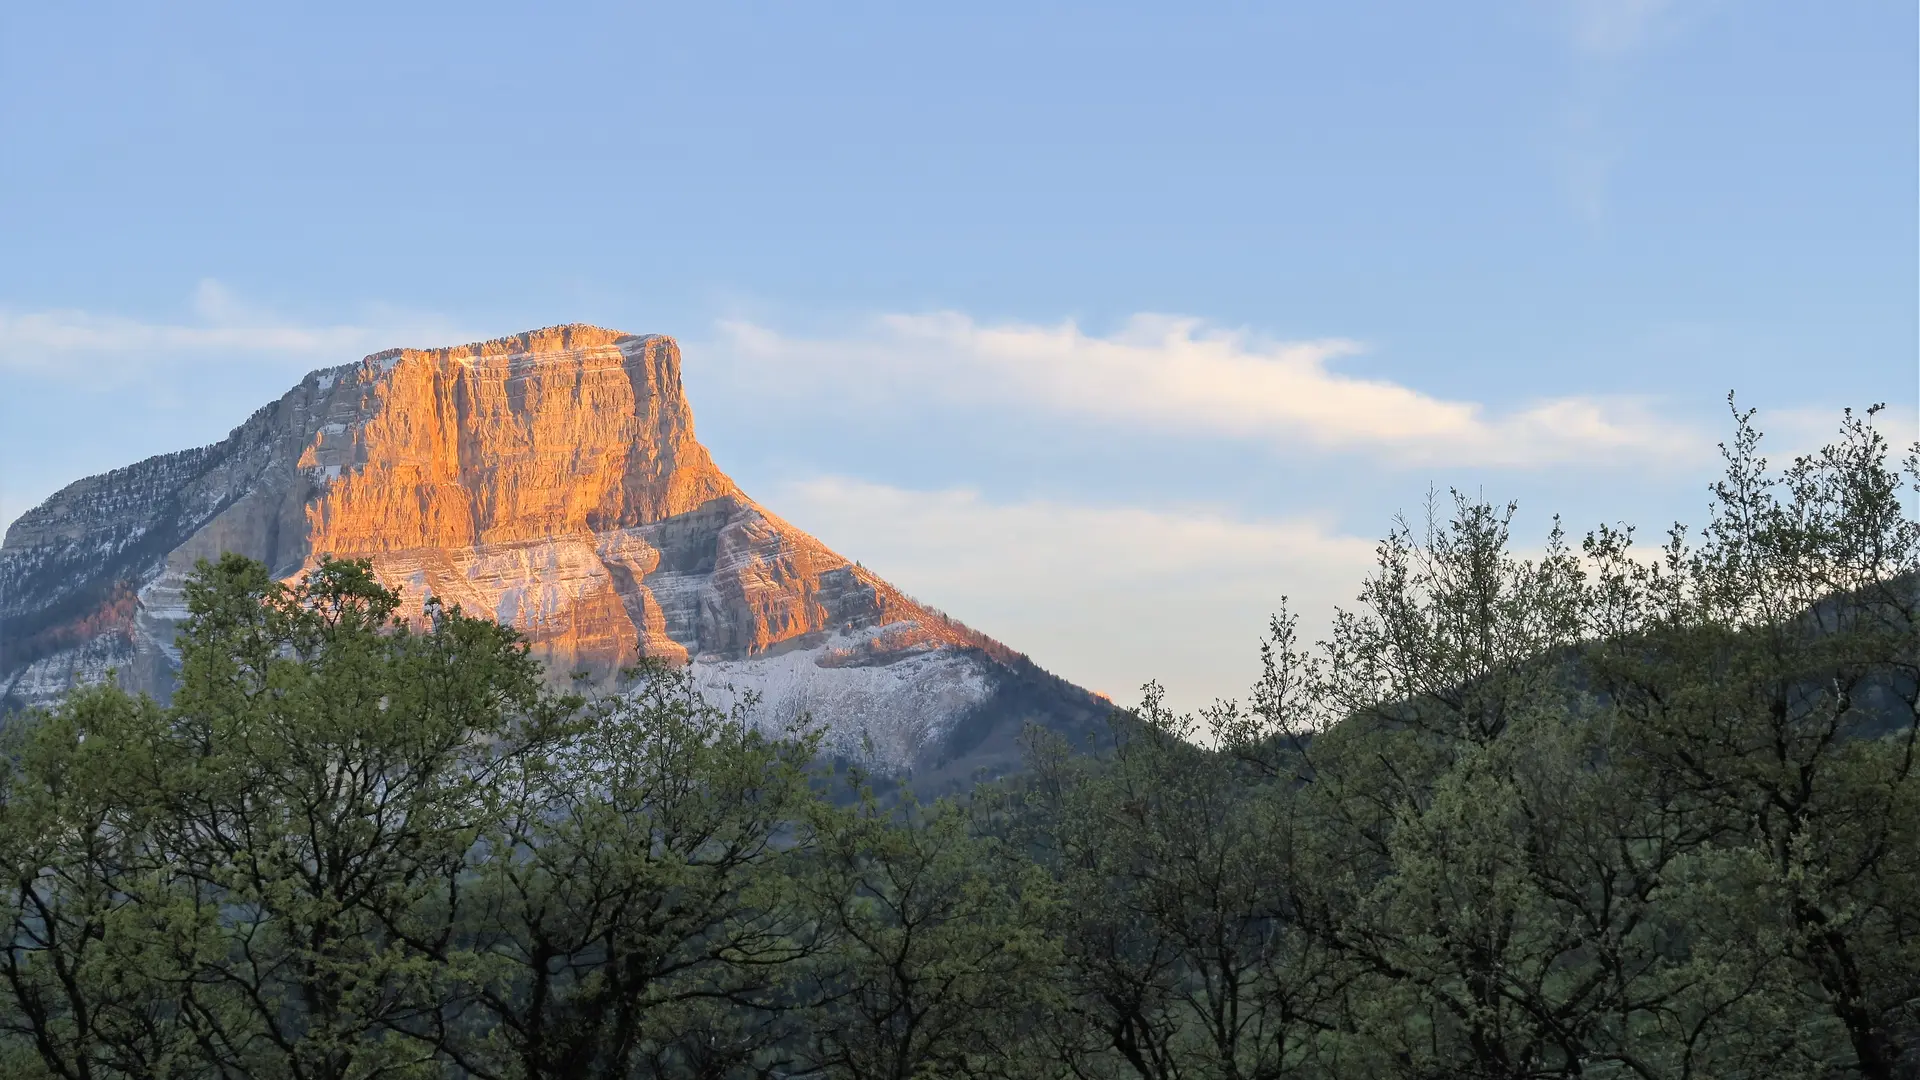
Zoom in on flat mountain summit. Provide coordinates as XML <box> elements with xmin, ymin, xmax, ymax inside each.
<box><xmin>0</xmin><ymin>325</ymin><xmax>1104</xmax><ymax>782</ymax></box>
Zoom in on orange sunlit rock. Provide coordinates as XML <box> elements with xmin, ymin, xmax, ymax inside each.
<box><xmin>242</xmin><ymin>325</ymin><xmax>999</xmax><ymax>681</ymax></box>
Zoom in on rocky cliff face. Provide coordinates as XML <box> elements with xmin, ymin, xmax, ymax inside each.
<box><xmin>0</xmin><ymin>326</ymin><xmax>1103</xmax><ymax>779</ymax></box>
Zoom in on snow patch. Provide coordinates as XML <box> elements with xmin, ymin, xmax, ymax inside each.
<box><xmin>686</xmin><ymin>630</ymin><xmax>996</xmax><ymax>771</ymax></box>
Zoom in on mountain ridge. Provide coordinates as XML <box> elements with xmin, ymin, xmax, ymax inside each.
<box><xmin>0</xmin><ymin>324</ymin><xmax>1105</xmax><ymax>780</ymax></box>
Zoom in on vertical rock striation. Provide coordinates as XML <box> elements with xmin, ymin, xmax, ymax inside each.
<box><xmin>0</xmin><ymin>326</ymin><xmax>1104</xmax><ymax>778</ymax></box>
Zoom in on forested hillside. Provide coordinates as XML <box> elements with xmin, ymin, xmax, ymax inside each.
<box><xmin>1</xmin><ymin>406</ymin><xmax>1913</xmax><ymax>1080</ymax></box>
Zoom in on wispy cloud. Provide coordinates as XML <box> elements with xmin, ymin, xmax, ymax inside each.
<box><xmin>1548</xmin><ymin>1</ymin><xmax>1716</xmax><ymax>222</ymax></box>
<box><xmin>0</xmin><ymin>283</ymin><xmax>476</xmax><ymax>536</ymax></box>
<box><xmin>0</xmin><ymin>280</ymin><xmax>466</xmax><ymax>385</ymax></box>
<box><xmin>710</xmin><ymin>313</ymin><xmax>1705</xmax><ymax>468</ymax></box>
<box><xmin>1565</xmin><ymin>0</ymin><xmax>1679</xmax><ymax>57</ymax></box>
<box><xmin>768</xmin><ymin>476</ymin><xmax>1379</xmax><ymax>709</ymax></box>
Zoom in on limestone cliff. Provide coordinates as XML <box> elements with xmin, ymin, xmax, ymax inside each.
<box><xmin>0</xmin><ymin>326</ymin><xmax>1103</xmax><ymax>779</ymax></box>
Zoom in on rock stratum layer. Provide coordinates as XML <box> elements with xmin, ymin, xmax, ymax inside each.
<box><xmin>0</xmin><ymin>325</ymin><xmax>1103</xmax><ymax>781</ymax></box>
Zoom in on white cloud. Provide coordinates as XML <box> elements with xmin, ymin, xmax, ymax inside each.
<box><xmin>767</xmin><ymin>476</ymin><xmax>1379</xmax><ymax>711</ymax></box>
<box><xmin>710</xmin><ymin>313</ymin><xmax>1705</xmax><ymax>468</ymax></box>
<box><xmin>0</xmin><ymin>280</ymin><xmax>467</xmax><ymax>384</ymax></box>
<box><xmin>1747</xmin><ymin>402</ymin><xmax>1920</xmax><ymax>467</ymax></box>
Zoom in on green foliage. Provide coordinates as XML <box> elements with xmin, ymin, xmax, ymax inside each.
<box><xmin>0</xmin><ymin>404</ymin><xmax>1912</xmax><ymax>1080</ymax></box>
<box><xmin>447</xmin><ymin>664</ymin><xmax>823</xmax><ymax>1080</ymax></box>
<box><xmin>1014</xmin><ymin>691</ymin><xmax>1341</xmax><ymax>1080</ymax></box>
<box><xmin>799</xmin><ymin>794</ymin><xmax>1060</xmax><ymax>1080</ymax></box>
<box><xmin>1576</xmin><ymin>404</ymin><xmax>1920</xmax><ymax>1078</ymax></box>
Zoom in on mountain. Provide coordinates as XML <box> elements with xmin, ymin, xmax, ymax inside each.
<box><xmin>0</xmin><ymin>325</ymin><xmax>1105</xmax><ymax>785</ymax></box>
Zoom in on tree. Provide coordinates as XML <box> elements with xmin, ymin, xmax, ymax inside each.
<box><xmin>799</xmin><ymin>791</ymin><xmax>1060</xmax><ymax>1080</ymax></box>
<box><xmin>1584</xmin><ymin>405</ymin><xmax>1920</xmax><ymax>1078</ymax></box>
<box><xmin>1210</xmin><ymin>452</ymin><xmax>1892</xmax><ymax>1077</ymax></box>
<box><xmin>0</xmin><ymin>682</ymin><xmax>213</xmax><ymax>1080</ymax></box>
<box><xmin>440</xmin><ymin>663</ymin><xmax>824</xmax><ymax>1080</ymax></box>
<box><xmin>1015</xmin><ymin>690</ymin><xmax>1345</xmax><ymax>1080</ymax></box>
<box><xmin>0</xmin><ymin>554</ymin><xmax>574</xmax><ymax>1080</ymax></box>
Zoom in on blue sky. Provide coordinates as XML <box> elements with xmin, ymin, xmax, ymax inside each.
<box><xmin>2</xmin><ymin>2</ymin><xmax>1914</xmax><ymax>707</ymax></box>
